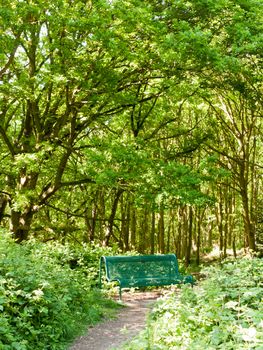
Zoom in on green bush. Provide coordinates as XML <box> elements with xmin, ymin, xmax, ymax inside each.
<box><xmin>122</xmin><ymin>257</ymin><xmax>263</xmax><ymax>350</ymax></box>
<box><xmin>0</xmin><ymin>232</ymin><xmax>119</xmax><ymax>350</ymax></box>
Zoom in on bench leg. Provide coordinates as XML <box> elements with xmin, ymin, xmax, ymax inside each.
<box><xmin>99</xmin><ymin>257</ymin><xmax>103</xmax><ymax>289</ymax></box>
<box><xmin>119</xmin><ymin>286</ymin><xmax>122</xmax><ymax>301</ymax></box>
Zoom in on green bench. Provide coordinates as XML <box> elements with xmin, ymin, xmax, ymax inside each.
<box><xmin>99</xmin><ymin>254</ymin><xmax>195</xmax><ymax>299</ymax></box>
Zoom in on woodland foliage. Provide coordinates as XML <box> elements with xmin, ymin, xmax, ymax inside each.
<box><xmin>0</xmin><ymin>0</ymin><xmax>262</xmax><ymax>259</ymax></box>
<box><xmin>0</xmin><ymin>3</ymin><xmax>262</xmax><ymax>348</ymax></box>
<box><xmin>0</xmin><ymin>230</ymin><xmax>119</xmax><ymax>349</ymax></box>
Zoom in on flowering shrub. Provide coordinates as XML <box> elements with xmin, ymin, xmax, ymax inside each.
<box><xmin>123</xmin><ymin>257</ymin><xmax>263</xmax><ymax>350</ymax></box>
<box><xmin>0</xmin><ymin>232</ymin><xmax>119</xmax><ymax>349</ymax></box>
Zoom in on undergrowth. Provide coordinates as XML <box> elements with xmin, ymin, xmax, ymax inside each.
<box><xmin>122</xmin><ymin>257</ymin><xmax>263</xmax><ymax>350</ymax></box>
<box><xmin>0</xmin><ymin>231</ymin><xmax>120</xmax><ymax>350</ymax></box>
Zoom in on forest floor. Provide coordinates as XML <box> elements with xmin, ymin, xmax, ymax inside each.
<box><xmin>68</xmin><ymin>290</ymin><xmax>163</xmax><ymax>350</ymax></box>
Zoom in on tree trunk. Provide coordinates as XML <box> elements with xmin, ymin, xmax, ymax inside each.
<box><xmin>9</xmin><ymin>171</ymin><xmax>39</xmax><ymax>242</ymax></box>
<box><xmin>239</xmin><ymin>159</ymin><xmax>256</xmax><ymax>251</ymax></box>
<box><xmin>196</xmin><ymin>207</ymin><xmax>203</xmax><ymax>265</ymax></box>
<box><xmin>121</xmin><ymin>194</ymin><xmax>130</xmax><ymax>251</ymax></box>
<box><xmin>182</xmin><ymin>206</ymin><xmax>188</xmax><ymax>261</ymax></box>
<box><xmin>158</xmin><ymin>206</ymin><xmax>165</xmax><ymax>253</ymax></box>
<box><xmin>216</xmin><ymin>189</ymin><xmax>224</xmax><ymax>254</ymax></box>
<box><xmin>84</xmin><ymin>202</ymin><xmax>97</xmax><ymax>242</ymax></box>
<box><xmin>232</xmin><ymin>233</ymin><xmax>237</xmax><ymax>258</ymax></box>
<box><xmin>176</xmin><ymin>207</ymin><xmax>182</xmax><ymax>259</ymax></box>
<box><xmin>99</xmin><ymin>190</ymin><xmax>106</xmax><ymax>243</ymax></box>
<box><xmin>150</xmin><ymin>210</ymin><xmax>155</xmax><ymax>254</ymax></box>
<box><xmin>241</xmin><ymin>190</ymin><xmax>256</xmax><ymax>251</ymax></box>
<box><xmin>103</xmin><ymin>189</ymin><xmax>124</xmax><ymax>246</ymax></box>
<box><xmin>185</xmin><ymin>206</ymin><xmax>193</xmax><ymax>266</ymax></box>
<box><xmin>0</xmin><ymin>194</ymin><xmax>8</xmax><ymax>223</ymax></box>
<box><xmin>10</xmin><ymin>208</ymin><xmax>34</xmax><ymax>243</ymax></box>
<box><xmin>130</xmin><ymin>205</ymin><xmax>136</xmax><ymax>249</ymax></box>
<box><xmin>138</xmin><ymin>208</ymin><xmax>147</xmax><ymax>253</ymax></box>
<box><xmin>167</xmin><ymin>216</ymin><xmax>171</xmax><ymax>253</ymax></box>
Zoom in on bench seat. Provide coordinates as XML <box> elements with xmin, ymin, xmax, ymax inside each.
<box><xmin>99</xmin><ymin>254</ymin><xmax>195</xmax><ymax>299</ymax></box>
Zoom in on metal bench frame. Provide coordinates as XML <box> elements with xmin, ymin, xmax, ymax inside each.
<box><xmin>99</xmin><ymin>254</ymin><xmax>195</xmax><ymax>299</ymax></box>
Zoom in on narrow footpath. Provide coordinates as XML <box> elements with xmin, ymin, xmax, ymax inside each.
<box><xmin>69</xmin><ymin>291</ymin><xmax>161</xmax><ymax>350</ymax></box>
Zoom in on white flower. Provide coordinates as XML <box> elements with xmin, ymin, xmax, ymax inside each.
<box><xmin>239</xmin><ymin>326</ymin><xmax>257</xmax><ymax>342</ymax></box>
<box><xmin>32</xmin><ymin>289</ymin><xmax>44</xmax><ymax>300</ymax></box>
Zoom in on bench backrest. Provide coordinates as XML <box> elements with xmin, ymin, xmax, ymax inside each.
<box><xmin>101</xmin><ymin>254</ymin><xmax>180</xmax><ymax>281</ymax></box>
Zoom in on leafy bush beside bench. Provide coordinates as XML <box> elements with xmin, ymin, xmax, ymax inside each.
<box><xmin>0</xmin><ymin>233</ymin><xmax>119</xmax><ymax>350</ymax></box>
<box><xmin>123</xmin><ymin>257</ymin><xmax>263</xmax><ymax>350</ymax></box>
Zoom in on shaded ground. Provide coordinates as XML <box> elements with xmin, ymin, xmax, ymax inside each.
<box><xmin>68</xmin><ymin>291</ymin><xmax>162</xmax><ymax>350</ymax></box>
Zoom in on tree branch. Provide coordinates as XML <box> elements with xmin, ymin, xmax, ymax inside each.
<box><xmin>0</xmin><ymin>126</ymin><xmax>16</xmax><ymax>157</ymax></box>
<box><xmin>60</xmin><ymin>178</ymin><xmax>95</xmax><ymax>187</ymax></box>
<box><xmin>0</xmin><ymin>30</ymin><xmax>22</xmax><ymax>79</ymax></box>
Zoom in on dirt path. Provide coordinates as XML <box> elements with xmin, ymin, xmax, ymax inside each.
<box><xmin>68</xmin><ymin>291</ymin><xmax>161</xmax><ymax>350</ymax></box>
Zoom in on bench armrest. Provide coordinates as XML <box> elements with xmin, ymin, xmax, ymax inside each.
<box><xmin>99</xmin><ymin>256</ymin><xmax>106</xmax><ymax>289</ymax></box>
<box><xmin>183</xmin><ymin>275</ymin><xmax>196</xmax><ymax>285</ymax></box>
